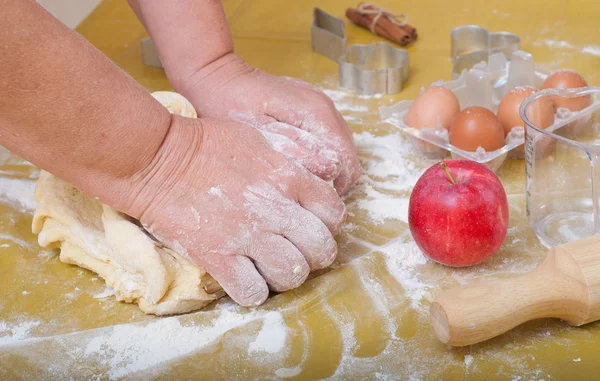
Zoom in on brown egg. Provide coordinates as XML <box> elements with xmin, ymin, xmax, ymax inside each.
<box><xmin>404</xmin><ymin>86</ymin><xmax>460</xmax><ymax>130</ymax></box>
<box><xmin>497</xmin><ymin>87</ymin><xmax>555</xmax><ymax>136</ymax></box>
<box><xmin>520</xmin><ymin>95</ymin><xmax>557</xmax><ymax>154</ymax></box>
<box><xmin>542</xmin><ymin>70</ymin><xmax>591</xmax><ymax>111</ymax></box>
<box><xmin>522</xmin><ymin>95</ymin><xmax>556</xmax><ymax>130</ymax></box>
<box><xmin>449</xmin><ymin>107</ymin><xmax>505</xmax><ymax>152</ymax></box>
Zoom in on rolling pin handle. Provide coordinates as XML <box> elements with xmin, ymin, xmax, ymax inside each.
<box><xmin>430</xmin><ymin>250</ymin><xmax>589</xmax><ymax>346</ymax></box>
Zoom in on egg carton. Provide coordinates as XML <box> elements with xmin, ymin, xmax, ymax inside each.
<box><xmin>528</xmin><ymin>89</ymin><xmax>600</xmax><ymax>139</ymax></box>
<box><xmin>380</xmin><ymin>50</ymin><xmax>550</xmax><ymax>172</ymax></box>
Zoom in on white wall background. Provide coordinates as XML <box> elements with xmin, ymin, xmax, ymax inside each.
<box><xmin>37</xmin><ymin>0</ymin><xmax>102</xmax><ymax>29</ymax></box>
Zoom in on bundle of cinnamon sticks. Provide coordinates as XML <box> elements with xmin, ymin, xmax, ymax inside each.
<box><xmin>346</xmin><ymin>2</ymin><xmax>418</xmax><ymax>46</ymax></box>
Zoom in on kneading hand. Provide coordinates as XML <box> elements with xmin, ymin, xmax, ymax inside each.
<box><xmin>174</xmin><ymin>53</ymin><xmax>363</xmax><ymax>196</ymax></box>
<box><xmin>123</xmin><ymin>116</ymin><xmax>347</xmax><ymax>307</ymax></box>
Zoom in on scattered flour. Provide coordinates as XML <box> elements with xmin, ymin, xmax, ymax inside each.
<box><xmin>275</xmin><ymin>366</ymin><xmax>302</xmax><ymax>378</ymax></box>
<box><xmin>207</xmin><ymin>186</ymin><xmax>224</xmax><ymax>198</ymax></box>
<box><xmin>582</xmin><ymin>45</ymin><xmax>600</xmax><ymax>57</ymax></box>
<box><xmin>532</xmin><ymin>39</ymin><xmax>600</xmax><ymax>59</ymax></box>
<box><xmin>381</xmin><ymin>242</ymin><xmax>430</xmax><ymax>310</ymax></box>
<box><xmin>93</xmin><ymin>287</ymin><xmax>115</xmax><ymax>299</ymax></box>
<box><xmin>0</xmin><ymin>233</ymin><xmax>31</xmax><ymax>248</ymax></box>
<box><xmin>322</xmin><ymin>89</ymin><xmax>370</xmax><ymax>113</ymax></box>
<box><xmin>359</xmin><ymin>93</ymin><xmax>383</xmax><ymax>100</ymax></box>
<box><xmin>63</xmin><ymin>290</ymin><xmax>80</xmax><ymax>300</ymax></box>
<box><xmin>0</xmin><ymin>79</ymin><xmax>571</xmax><ymax>380</ymax></box>
<box><xmin>353</xmin><ymin>132</ymin><xmax>419</xmax><ymax>187</ymax></box>
<box><xmin>247</xmin><ymin>311</ymin><xmax>287</xmax><ymax>354</ymax></box>
<box><xmin>324</xmin><ymin>308</ymin><xmax>358</xmax><ymax>379</ymax></box>
<box><xmin>357</xmin><ymin>185</ymin><xmax>410</xmax><ymax>224</ymax></box>
<box><xmin>537</xmin><ymin>39</ymin><xmax>575</xmax><ymax>50</ymax></box>
<box><xmin>79</xmin><ymin>309</ymin><xmax>284</xmax><ymax>380</ymax></box>
<box><xmin>0</xmin><ymin>177</ymin><xmax>36</xmax><ymax>213</ymax></box>
<box><xmin>465</xmin><ymin>354</ymin><xmax>474</xmax><ymax>368</ymax></box>
<box><xmin>350</xmin><ymin>132</ymin><xmax>426</xmax><ymax>225</ymax></box>
<box><xmin>573</xmin><ymin>358</ymin><xmax>581</xmax><ymax>363</ymax></box>
<box><xmin>0</xmin><ymin>320</ymin><xmax>41</xmax><ymax>346</ymax></box>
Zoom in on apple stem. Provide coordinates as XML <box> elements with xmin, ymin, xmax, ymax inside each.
<box><xmin>440</xmin><ymin>161</ymin><xmax>456</xmax><ymax>184</ymax></box>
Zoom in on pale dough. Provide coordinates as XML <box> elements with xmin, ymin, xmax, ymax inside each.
<box><xmin>150</xmin><ymin>91</ymin><xmax>198</xmax><ymax>118</ymax></box>
<box><xmin>32</xmin><ymin>92</ymin><xmax>224</xmax><ymax>315</ymax></box>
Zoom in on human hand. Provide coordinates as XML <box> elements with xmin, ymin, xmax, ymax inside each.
<box><xmin>120</xmin><ymin>116</ymin><xmax>347</xmax><ymax>307</ymax></box>
<box><xmin>172</xmin><ymin>53</ymin><xmax>363</xmax><ymax>195</ymax></box>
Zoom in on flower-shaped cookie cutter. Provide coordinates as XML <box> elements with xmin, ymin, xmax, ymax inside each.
<box><xmin>339</xmin><ymin>42</ymin><xmax>409</xmax><ymax>95</ymax></box>
<box><xmin>451</xmin><ymin>25</ymin><xmax>520</xmax><ymax>79</ymax></box>
<box><xmin>311</xmin><ymin>7</ymin><xmax>410</xmax><ymax>95</ymax></box>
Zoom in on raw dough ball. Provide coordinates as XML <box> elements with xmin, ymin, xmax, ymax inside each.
<box><xmin>151</xmin><ymin>91</ymin><xmax>198</xmax><ymax>118</ymax></box>
<box><xmin>32</xmin><ymin>91</ymin><xmax>224</xmax><ymax>315</ymax></box>
<box><xmin>32</xmin><ymin>172</ymin><xmax>223</xmax><ymax>315</ymax></box>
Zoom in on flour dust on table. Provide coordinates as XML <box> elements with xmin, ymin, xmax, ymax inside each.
<box><xmin>1</xmin><ymin>83</ymin><xmax>581</xmax><ymax>380</ymax></box>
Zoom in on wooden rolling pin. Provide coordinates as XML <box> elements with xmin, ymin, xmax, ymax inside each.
<box><xmin>430</xmin><ymin>234</ymin><xmax>600</xmax><ymax>346</ymax></box>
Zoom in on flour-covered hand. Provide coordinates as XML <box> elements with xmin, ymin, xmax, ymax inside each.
<box><xmin>172</xmin><ymin>53</ymin><xmax>362</xmax><ymax>195</ymax></box>
<box><xmin>123</xmin><ymin>116</ymin><xmax>346</xmax><ymax>307</ymax></box>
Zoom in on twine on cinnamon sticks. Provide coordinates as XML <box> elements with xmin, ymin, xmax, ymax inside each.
<box><xmin>346</xmin><ymin>2</ymin><xmax>418</xmax><ymax>46</ymax></box>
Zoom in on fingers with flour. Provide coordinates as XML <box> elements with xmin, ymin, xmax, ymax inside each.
<box><xmin>259</xmin><ymin>130</ymin><xmax>339</xmax><ymax>181</ymax></box>
<box><xmin>244</xmin><ymin>181</ymin><xmax>341</xmax><ymax>271</ymax></box>
<box><xmin>248</xmin><ymin>234</ymin><xmax>310</xmax><ymax>292</ymax></box>
<box><xmin>259</xmin><ymin>121</ymin><xmax>342</xmax><ymax>168</ymax></box>
<box><xmin>265</xmin><ymin>82</ymin><xmax>363</xmax><ymax>196</ymax></box>
<box><xmin>200</xmin><ymin>254</ymin><xmax>269</xmax><ymax>307</ymax></box>
<box><xmin>277</xmin><ymin>202</ymin><xmax>339</xmax><ymax>270</ymax></box>
<box><xmin>307</xmin><ymin>109</ymin><xmax>363</xmax><ymax>196</ymax></box>
<box><xmin>296</xmin><ymin>173</ymin><xmax>347</xmax><ymax>235</ymax></box>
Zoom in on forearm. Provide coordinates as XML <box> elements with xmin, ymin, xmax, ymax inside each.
<box><xmin>128</xmin><ymin>0</ymin><xmax>234</xmax><ymax>90</ymax></box>
<box><xmin>0</xmin><ymin>0</ymin><xmax>171</xmax><ymax>212</ymax></box>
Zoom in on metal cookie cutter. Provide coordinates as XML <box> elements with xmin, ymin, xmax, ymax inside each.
<box><xmin>339</xmin><ymin>42</ymin><xmax>409</xmax><ymax>95</ymax></box>
<box><xmin>311</xmin><ymin>7</ymin><xmax>346</xmax><ymax>62</ymax></box>
<box><xmin>141</xmin><ymin>37</ymin><xmax>163</xmax><ymax>68</ymax></box>
<box><xmin>311</xmin><ymin>7</ymin><xmax>410</xmax><ymax>95</ymax></box>
<box><xmin>141</xmin><ymin>8</ymin><xmax>346</xmax><ymax>69</ymax></box>
<box><xmin>451</xmin><ymin>25</ymin><xmax>520</xmax><ymax>79</ymax></box>
<box><xmin>142</xmin><ymin>8</ymin><xmax>346</xmax><ymax>69</ymax></box>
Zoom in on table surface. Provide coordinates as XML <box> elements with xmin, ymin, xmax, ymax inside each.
<box><xmin>2</xmin><ymin>0</ymin><xmax>600</xmax><ymax>379</ymax></box>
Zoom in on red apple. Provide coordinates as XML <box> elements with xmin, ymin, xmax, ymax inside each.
<box><xmin>408</xmin><ymin>160</ymin><xmax>509</xmax><ymax>267</ymax></box>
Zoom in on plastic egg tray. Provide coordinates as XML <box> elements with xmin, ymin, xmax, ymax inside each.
<box><xmin>379</xmin><ymin>50</ymin><xmax>550</xmax><ymax>172</ymax></box>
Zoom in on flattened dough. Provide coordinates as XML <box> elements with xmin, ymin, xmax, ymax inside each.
<box><xmin>31</xmin><ymin>91</ymin><xmax>224</xmax><ymax>315</ymax></box>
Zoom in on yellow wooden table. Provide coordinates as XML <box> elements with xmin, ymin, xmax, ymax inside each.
<box><xmin>2</xmin><ymin>0</ymin><xmax>600</xmax><ymax>379</ymax></box>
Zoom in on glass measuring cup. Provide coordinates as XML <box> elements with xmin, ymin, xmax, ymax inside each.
<box><xmin>521</xmin><ymin>87</ymin><xmax>600</xmax><ymax>248</ymax></box>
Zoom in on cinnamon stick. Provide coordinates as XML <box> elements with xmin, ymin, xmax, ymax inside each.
<box><xmin>345</xmin><ymin>4</ymin><xmax>418</xmax><ymax>46</ymax></box>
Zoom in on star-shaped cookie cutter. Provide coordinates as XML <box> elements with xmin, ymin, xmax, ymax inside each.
<box><xmin>311</xmin><ymin>8</ymin><xmax>410</xmax><ymax>95</ymax></box>
<box><xmin>451</xmin><ymin>25</ymin><xmax>520</xmax><ymax>79</ymax></box>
